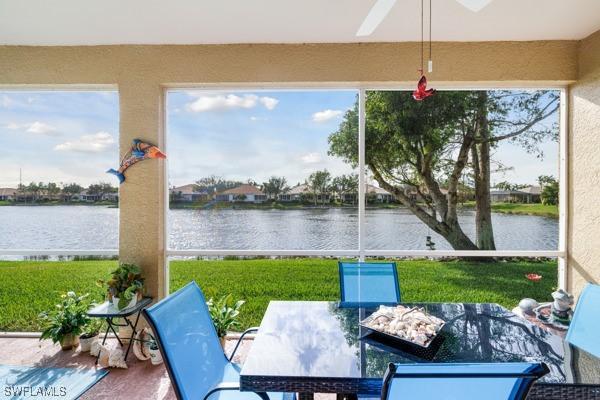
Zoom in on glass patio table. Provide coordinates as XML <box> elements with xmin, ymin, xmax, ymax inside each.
<box><xmin>240</xmin><ymin>301</ymin><xmax>600</xmax><ymax>400</ymax></box>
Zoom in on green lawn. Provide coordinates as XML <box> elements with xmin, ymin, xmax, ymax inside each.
<box><xmin>490</xmin><ymin>203</ymin><xmax>558</xmax><ymax>218</ymax></box>
<box><xmin>462</xmin><ymin>202</ymin><xmax>558</xmax><ymax>218</ymax></box>
<box><xmin>0</xmin><ymin>258</ymin><xmax>557</xmax><ymax>332</ymax></box>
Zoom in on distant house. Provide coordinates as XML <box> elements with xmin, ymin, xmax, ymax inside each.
<box><xmin>279</xmin><ymin>184</ymin><xmax>310</xmax><ymax>202</ymax></box>
<box><xmin>73</xmin><ymin>190</ymin><xmax>100</xmax><ymax>202</ymax></box>
<box><xmin>365</xmin><ymin>184</ymin><xmax>394</xmax><ymax>203</ymax></box>
<box><xmin>70</xmin><ymin>190</ymin><xmax>117</xmax><ymax>202</ymax></box>
<box><xmin>101</xmin><ymin>192</ymin><xmax>119</xmax><ymax>202</ymax></box>
<box><xmin>337</xmin><ymin>184</ymin><xmax>394</xmax><ymax>203</ymax></box>
<box><xmin>170</xmin><ymin>184</ymin><xmax>210</xmax><ymax>202</ymax></box>
<box><xmin>490</xmin><ymin>186</ymin><xmax>541</xmax><ymax>203</ymax></box>
<box><xmin>216</xmin><ymin>184</ymin><xmax>266</xmax><ymax>203</ymax></box>
<box><xmin>0</xmin><ymin>188</ymin><xmax>17</xmax><ymax>201</ymax></box>
<box><xmin>279</xmin><ymin>184</ymin><xmax>331</xmax><ymax>203</ymax></box>
<box><xmin>520</xmin><ymin>186</ymin><xmax>542</xmax><ymax>203</ymax></box>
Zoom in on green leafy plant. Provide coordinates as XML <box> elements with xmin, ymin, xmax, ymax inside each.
<box><xmin>98</xmin><ymin>263</ymin><xmax>144</xmax><ymax>309</ymax></box>
<box><xmin>80</xmin><ymin>318</ymin><xmax>103</xmax><ymax>339</ymax></box>
<box><xmin>206</xmin><ymin>293</ymin><xmax>245</xmax><ymax>338</ymax></box>
<box><xmin>39</xmin><ymin>291</ymin><xmax>91</xmax><ymax>345</ymax></box>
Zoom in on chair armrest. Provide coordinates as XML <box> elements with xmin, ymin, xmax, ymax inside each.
<box><xmin>227</xmin><ymin>327</ymin><xmax>259</xmax><ymax>362</ymax></box>
<box><xmin>203</xmin><ymin>382</ymin><xmax>270</xmax><ymax>400</ymax></box>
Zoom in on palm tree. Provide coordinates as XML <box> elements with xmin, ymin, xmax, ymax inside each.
<box><xmin>307</xmin><ymin>170</ymin><xmax>331</xmax><ymax>206</ymax></box>
<box><xmin>46</xmin><ymin>182</ymin><xmax>61</xmax><ymax>201</ymax></box>
<box><xmin>262</xmin><ymin>176</ymin><xmax>288</xmax><ymax>201</ymax></box>
<box><xmin>61</xmin><ymin>183</ymin><xmax>83</xmax><ymax>202</ymax></box>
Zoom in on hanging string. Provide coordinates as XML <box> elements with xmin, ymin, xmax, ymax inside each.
<box><xmin>420</xmin><ymin>0</ymin><xmax>424</xmax><ymax>74</ymax></box>
<box><xmin>429</xmin><ymin>0</ymin><xmax>432</xmax><ymax>66</ymax></box>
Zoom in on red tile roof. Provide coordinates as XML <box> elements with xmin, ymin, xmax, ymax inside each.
<box><xmin>219</xmin><ymin>184</ymin><xmax>264</xmax><ymax>195</ymax></box>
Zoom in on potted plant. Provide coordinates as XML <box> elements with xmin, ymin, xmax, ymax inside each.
<box><xmin>206</xmin><ymin>293</ymin><xmax>245</xmax><ymax>348</ymax></box>
<box><xmin>39</xmin><ymin>292</ymin><xmax>91</xmax><ymax>351</ymax></box>
<box><xmin>146</xmin><ymin>332</ymin><xmax>163</xmax><ymax>365</ymax></box>
<box><xmin>79</xmin><ymin>318</ymin><xmax>103</xmax><ymax>352</ymax></box>
<box><xmin>98</xmin><ymin>263</ymin><xmax>144</xmax><ymax>310</ymax></box>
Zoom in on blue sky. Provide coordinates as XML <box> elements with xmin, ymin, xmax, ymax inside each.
<box><xmin>0</xmin><ymin>90</ymin><xmax>558</xmax><ymax>189</ymax></box>
<box><xmin>0</xmin><ymin>91</ymin><xmax>119</xmax><ymax>187</ymax></box>
<box><xmin>167</xmin><ymin>90</ymin><xmax>357</xmax><ymax>186</ymax></box>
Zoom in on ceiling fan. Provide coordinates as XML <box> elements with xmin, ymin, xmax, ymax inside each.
<box><xmin>356</xmin><ymin>0</ymin><xmax>493</xmax><ymax>36</ymax></box>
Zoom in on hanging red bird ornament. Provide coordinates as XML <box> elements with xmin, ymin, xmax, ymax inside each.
<box><xmin>412</xmin><ymin>74</ymin><xmax>436</xmax><ymax>101</ymax></box>
<box><xmin>412</xmin><ymin>0</ymin><xmax>435</xmax><ymax>101</ymax></box>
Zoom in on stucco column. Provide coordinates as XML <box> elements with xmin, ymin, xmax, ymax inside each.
<box><xmin>118</xmin><ymin>80</ymin><xmax>166</xmax><ymax>300</ymax></box>
<box><xmin>568</xmin><ymin>30</ymin><xmax>600</xmax><ymax>297</ymax></box>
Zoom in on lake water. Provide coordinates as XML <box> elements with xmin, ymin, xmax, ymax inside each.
<box><xmin>0</xmin><ymin>206</ymin><xmax>558</xmax><ymax>252</ymax></box>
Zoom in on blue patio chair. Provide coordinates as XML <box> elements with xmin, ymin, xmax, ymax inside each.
<box><xmin>143</xmin><ymin>281</ymin><xmax>294</xmax><ymax>400</ymax></box>
<box><xmin>380</xmin><ymin>362</ymin><xmax>549</xmax><ymax>400</ymax></box>
<box><xmin>338</xmin><ymin>261</ymin><xmax>400</xmax><ymax>307</ymax></box>
<box><xmin>566</xmin><ymin>283</ymin><xmax>600</xmax><ymax>357</ymax></box>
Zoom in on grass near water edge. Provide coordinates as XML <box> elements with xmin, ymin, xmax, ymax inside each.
<box><xmin>0</xmin><ymin>258</ymin><xmax>557</xmax><ymax>332</ymax></box>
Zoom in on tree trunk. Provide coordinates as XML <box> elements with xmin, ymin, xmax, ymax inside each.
<box><xmin>472</xmin><ymin>92</ymin><xmax>496</xmax><ymax>251</ymax></box>
<box><xmin>371</xmin><ymin>168</ymin><xmax>479</xmax><ymax>251</ymax></box>
<box><xmin>472</xmin><ymin>143</ymin><xmax>496</xmax><ymax>250</ymax></box>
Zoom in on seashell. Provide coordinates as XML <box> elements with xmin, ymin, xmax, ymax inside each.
<box><xmin>90</xmin><ymin>341</ymin><xmax>102</xmax><ymax>357</ymax></box>
<box><xmin>519</xmin><ymin>298</ymin><xmax>538</xmax><ymax>314</ymax></box>
<box><xmin>414</xmin><ymin>333</ymin><xmax>428</xmax><ymax>345</ymax></box>
<box><xmin>97</xmin><ymin>345</ymin><xmax>110</xmax><ymax>368</ymax></box>
<box><xmin>108</xmin><ymin>347</ymin><xmax>128</xmax><ymax>369</ymax></box>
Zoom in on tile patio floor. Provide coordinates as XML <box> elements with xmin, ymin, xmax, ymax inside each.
<box><xmin>0</xmin><ymin>337</ymin><xmax>330</xmax><ymax>400</ymax></box>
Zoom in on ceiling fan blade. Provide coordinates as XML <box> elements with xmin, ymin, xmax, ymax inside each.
<box><xmin>455</xmin><ymin>0</ymin><xmax>493</xmax><ymax>12</ymax></box>
<box><xmin>356</xmin><ymin>0</ymin><xmax>397</xmax><ymax>37</ymax></box>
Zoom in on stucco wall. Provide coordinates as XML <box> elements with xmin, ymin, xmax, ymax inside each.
<box><xmin>568</xmin><ymin>30</ymin><xmax>600</xmax><ymax>296</ymax></box>
<box><xmin>0</xmin><ymin>41</ymin><xmax>580</xmax><ymax>299</ymax></box>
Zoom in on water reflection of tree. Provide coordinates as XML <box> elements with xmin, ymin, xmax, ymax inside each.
<box><xmin>328</xmin><ymin>304</ymin><xmax>424</xmax><ymax>378</ymax></box>
<box><xmin>329</xmin><ymin>303</ymin><xmax>566</xmax><ymax>382</ymax></box>
<box><xmin>441</xmin><ymin>304</ymin><xmax>565</xmax><ymax>382</ymax></box>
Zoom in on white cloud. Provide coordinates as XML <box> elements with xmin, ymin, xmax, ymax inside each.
<box><xmin>312</xmin><ymin>109</ymin><xmax>343</xmax><ymax>123</ymax></box>
<box><xmin>1</xmin><ymin>95</ymin><xmax>14</xmax><ymax>108</ymax></box>
<box><xmin>5</xmin><ymin>121</ymin><xmax>57</xmax><ymax>135</ymax></box>
<box><xmin>300</xmin><ymin>152</ymin><xmax>322</xmax><ymax>164</ymax></box>
<box><xmin>250</xmin><ymin>116</ymin><xmax>268</xmax><ymax>122</ymax></box>
<box><xmin>54</xmin><ymin>131</ymin><xmax>115</xmax><ymax>153</ymax></box>
<box><xmin>185</xmin><ymin>94</ymin><xmax>279</xmax><ymax>113</ymax></box>
<box><xmin>259</xmin><ymin>96</ymin><xmax>279</xmax><ymax>110</ymax></box>
<box><xmin>27</xmin><ymin>121</ymin><xmax>56</xmax><ymax>134</ymax></box>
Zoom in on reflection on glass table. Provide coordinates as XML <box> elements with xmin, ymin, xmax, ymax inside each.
<box><xmin>240</xmin><ymin>301</ymin><xmax>600</xmax><ymax>400</ymax></box>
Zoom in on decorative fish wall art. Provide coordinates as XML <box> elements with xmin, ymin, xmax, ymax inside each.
<box><xmin>107</xmin><ymin>139</ymin><xmax>166</xmax><ymax>184</ymax></box>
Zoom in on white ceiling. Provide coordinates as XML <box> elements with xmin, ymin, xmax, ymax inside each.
<box><xmin>0</xmin><ymin>0</ymin><xmax>599</xmax><ymax>45</ymax></box>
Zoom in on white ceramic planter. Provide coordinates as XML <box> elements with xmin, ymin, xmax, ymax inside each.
<box><xmin>112</xmin><ymin>295</ymin><xmax>137</xmax><ymax>310</ymax></box>
<box><xmin>149</xmin><ymin>346</ymin><xmax>163</xmax><ymax>365</ymax></box>
<box><xmin>79</xmin><ymin>334</ymin><xmax>98</xmax><ymax>352</ymax></box>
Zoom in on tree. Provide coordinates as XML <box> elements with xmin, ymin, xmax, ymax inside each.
<box><xmin>196</xmin><ymin>176</ymin><xmax>243</xmax><ymax>196</ymax></box>
<box><xmin>262</xmin><ymin>176</ymin><xmax>288</xmax><ymax>201</ymax></box>
<box><xmin>539</xmin><ymin>176</ymin><xmax>559</xmax><ymax>205</ymax></box>
<box><xmin>494</xmin><ymin>181</ymin><xmax>528</xmax><ymax>191</ymax></box>
<box><xmin>537</xmin><ymin>175</ymin><xmax>556</xmax><ymax>188</ymax></box>
<box><xmin>61</xmin><ymin>183</ymin><xmax>83</xmax><ymax>202</ymax></box>
<box><xmin>331</xmin><ymin>173</ymin><xmax>358</xmax><ymax>204</ymax></box>
<box><xmin>26</xmin><ymin>182</ymin><xmax>41</xmax><ymax>202</ymax></box>
<box><xmin>329</xmin><ymin>90</ymin><xmax>558</xmax><ymax>250</ymax></box>
<box><xmin>46</xmin><ymin>182</ymin><xmax>61</xmax><ymax>200</ymax></box>
<box><xmin>306</xmin><ymin>170</ymin><xmax>332</xmax><ymax>206</ymax></box>
<box><xmin>87</xmin><ymin>182</ymin><xmax>115</xmax><ymax>201</ymax></box>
